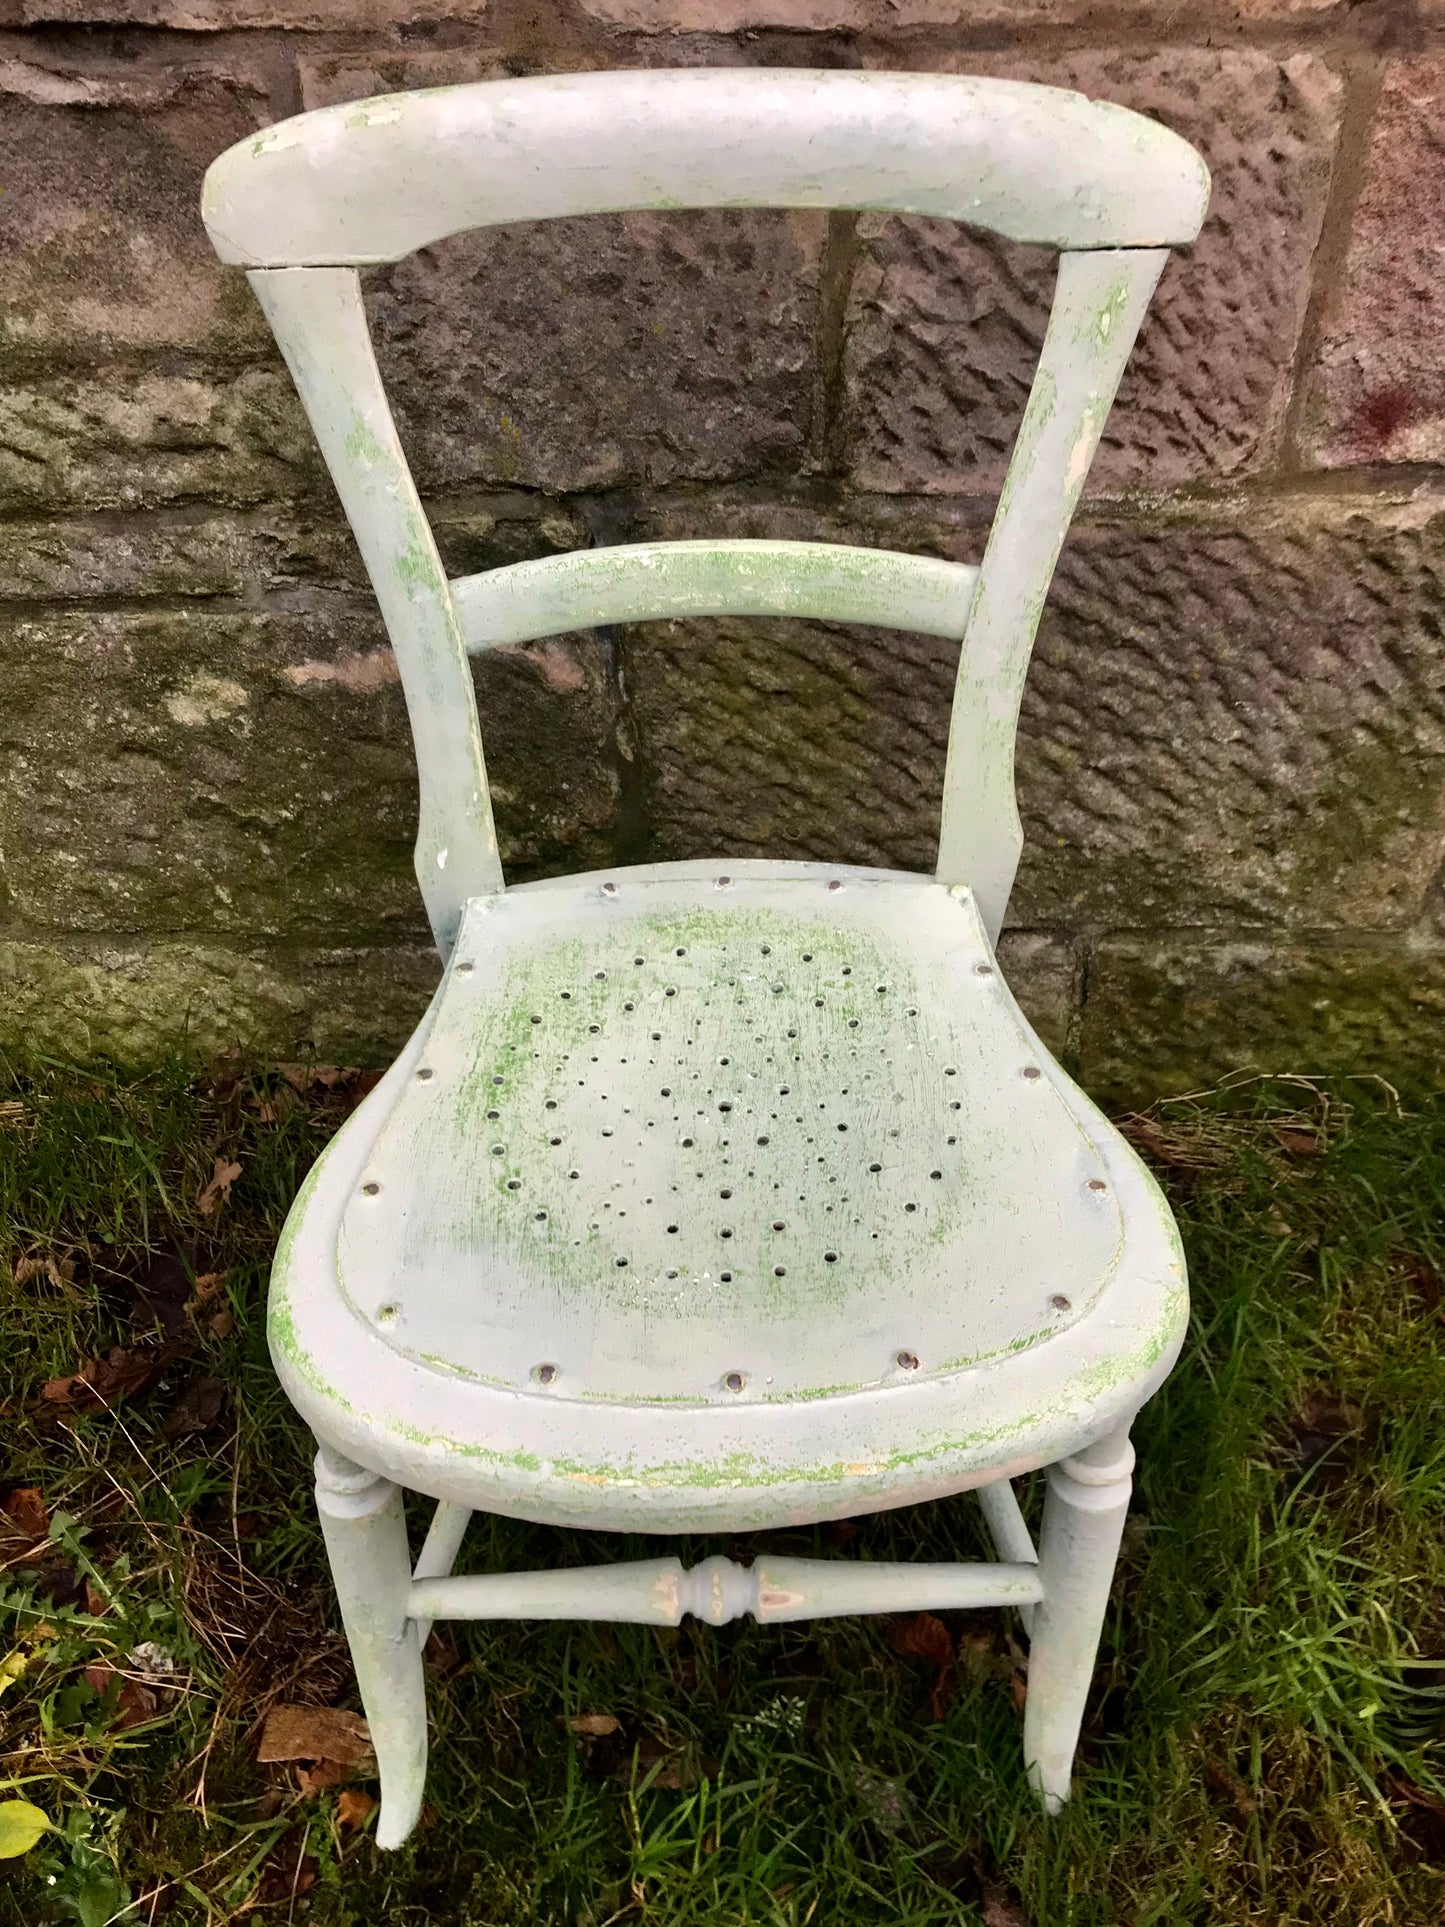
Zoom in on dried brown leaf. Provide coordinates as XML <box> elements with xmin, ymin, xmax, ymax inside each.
<box><xmin>12</xmin><ymin>1251</ymin><xmax>77</xmax><ymax>1296</ymax></box>
<box><xmin>257</xmin><ymin>1704</ymin><xmax>374</xmax><ymax>1767</ymax></box>
<box><xmin>162</xmin><ymin>1373</ymin><xmax>226</xmax><ymax>1438</ymax></box>
<box><xmin>1273</xmin><ymin>1124</ymin><xmax>1322</xmax><ymax>1157</ymax></box>
<box><xmin>197</xmin><ymin>1157</ymin><xmax>242</xmax><ymax>1218</ymax></box>
<box><xmin>84</xmin><ymin>1661</ymin><xmax>159</xmax><ymax>1731</ymax></box>
<box><xmin>253</xmin><ymin>1829</ymin><xmax>317</xmax><ymax>1906</ymax></box>
<box><xmin>570</xmin><ymin>1712</ymin><xmax>622</xmax><ymax>1737</ymax></box>
<box><xmin>1204</xmin><ymin>1756</ymin><xmax>1257</xmax><ymax>1822</ymax></box>
<box><xmin>295</xmin><ymin>1758</ymin><xmax>347</xmax><ymax>1795</ymax></box>
<box><xmin>982</xmin><ymin>1889</ymin><xmax>1033</xmax><ymax>1927</ymax></box>
<box><xmin>889</xmin><ymin>1613</ymin><xmax>957</xmax><ymax>1721</ymax></box>
<box><xmin>1</xmin><ymin>1487</ymin><xmax>49</xmax><ymax>1547</ymax></box>
<box><xmin>41</xmin><ymin>1344</ymin><xmax>167</xmax><ymax>1411</ymax></box>
<box><xmin>336</xmin><ymin>1788</ymin><xmax>377</xmax><ymax>1831</ymax></box>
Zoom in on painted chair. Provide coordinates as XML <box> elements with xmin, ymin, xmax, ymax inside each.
<box><xmin>202</xmin><ymin>70</ymin><xmax>1209</xmax><ymax>1849</ymax></box>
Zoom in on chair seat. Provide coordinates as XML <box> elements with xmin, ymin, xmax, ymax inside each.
<box><xmin>270</xmin><ymin>861</ymin><xmax>1186</xmax><ymax>1532</ymax></box>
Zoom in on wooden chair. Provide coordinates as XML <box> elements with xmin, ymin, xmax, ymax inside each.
<box><xmin>202</xmin><ymin>69</ymin><xmax>1209</xmax><ymax>1849</ymax></box>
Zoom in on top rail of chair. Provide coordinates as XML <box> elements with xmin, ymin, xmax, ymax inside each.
<box><xmin>202</xmin><ymin>69</ymin><xmax>1210</xmax><ymax>268</ymax></box>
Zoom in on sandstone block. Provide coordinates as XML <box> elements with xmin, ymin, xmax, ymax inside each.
<box><xmin>365</xmin><ymin>208</ymin><xmax>825</xmax><ymax>492</ymax></box>
<box><xmin>1078</xmin><ymin>938</ymin><xmax>1445</xmax><ymax>1107</ymax></box>
<box><xmin>1304</xmin><ymin>58</ymin><xmax>1445</xmax><ymax>467</ymax></box>
<box><xmin>619</xmin><ymin>492</ymin><xmax>1445</xmax><ymax>936</ymax></box>
<box><xmin>16</xmin><ymin>1</ymin><xmax>488</xmax><ymax>23</ymax></box>
<box><xmin>842</xmin><ymin>50</ymin><xmax>1342</xmax><ymax>496</ymax></box>
<box><xmin>0</xmin><ymin>497</ymin><xmax>589</xmax><ymax>602</ymax></box>
<box><xmin>577</xmin><ymin>0</ymin><xmax>1341</xmax><ymax>23</ymax></box>
<box><xmin>0</xmin><ymin>59</ymin><xmax>272</xmax><ymax>359</ymax></box>
<box><xmin>0</xmin><ymin>605</ymin><xmax>622</xmax><ymax>940</ymax></box>
<box><xmin>0</xmin><ymin>937</ymin><xmax>442</xmax><ymax>1066</ymax></box>
<box><xmin>0</xmin><ymin>370</ymin><xmax>318</xmax><ymax>511</ymax></box>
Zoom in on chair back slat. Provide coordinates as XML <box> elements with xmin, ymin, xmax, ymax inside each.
<box><xmin>450</xmin><ymin>542</ymin><xmax>980</xmax><ymax>652</ymax></box>
<box><xmin>206</xmin><ymin>73</ymin><xmax>1207</xmax><ymax>954</ymax></box>
<box><xmin>204</xmin><ymin>69</ymin><xmax>1209</xmax><ymax>267</ymax></box>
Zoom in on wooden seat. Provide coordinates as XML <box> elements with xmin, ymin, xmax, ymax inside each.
<box><xmin>274</xmin><ymin>860</ymin><xmax>1183</xmax><ymax>1532</ymax></box>
<box><xmin>203</xmin><ymin>67</ymin><xmax>1210</xmax><ymax>1850</ymax></box>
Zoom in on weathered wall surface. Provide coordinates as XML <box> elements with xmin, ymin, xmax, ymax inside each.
<box><xmin>2</xmin><ymin>0</ymin><xmax>1443</xmax><ymax>1102</ymax></box>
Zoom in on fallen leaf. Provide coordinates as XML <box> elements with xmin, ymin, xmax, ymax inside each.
<box><xmin>83</xmin><ymin>1578</ymin><xmax>108</xmax><ymax>1617</ymax></box>
<box><xmin>889</xmin><ymin>1612</ymin><xmax>957</xmax><ymax>1721</ymax></box>
<box><xmin>570</xmin><ymin>1711</ymin><xmax>622</xmax><ymax>1737</ymax></box>
<box><xmin>336</xmin><ymin>1788</ymin><xmax>377</xmax><ymax>1831</ymax></box>
<box><xmin>197</xmin><ymin>1157</ymin><xmax>242</xmax><ymax>1218</ymax></box>
<box><xmin>1204</xmin><ymin>1756</ymin><xmax>1256</xmax><ymax>1822</ymax></box>
<box><xmin>1273</xmin><ymin>1123</ymin><xmax>1322</xmax><ymax>1157</ymax></box>
<box><xmin>296</xmin><ymin>1758</ymin><xmax>347</xmax><ymax>1795</ymax></box>
<box><xmin>41</xmin><ymin>1343</ymin><xmax>167</xmax><ymax>1411</ymax></box>
<box><xmin>423</xmin><ymin>1629</ymin><xmax>460</xmax><ymax>1675</ymax></box>
<box><xmin>194</xmin><ymin>1270</ymin><xmax>226</xmax><ymax>1302</ymax></box>
<box><xmin>982</xmin><ymin>1888</ymin><xmax>1033</xmax><ymax>1927</ymax></box>
<box><xmin>254</xmin><ymin>1828</ymin><xmax>317</xmax><ymax>1905</ymax></box>
<box><xmin>162</xmin><ymin>1373</ymin><xmax>227</xmax><ymax>1438</ymax></box>
<box><xmin>123</xmin><ymin>1250</ymin><xmax>193</xmax><ymax>1337</ymax></box>
<box><xmin>258</xmin><ymin>1704</ymin><xmax>374</xmax><ymax>1767</ymax></box>
<box><xmin>1</xmin><ymin>1486</ymin><xmax>49</xmax><ymax>1546</ymax></box>
<box><xmin>1393</xmin><ymin>1776</ymin><xmax>1445</xmax><ymax>1863</ymax></box>
<box><xmin>12</xmin><ymin>1251</ymin><xmax>77</xmax><ymax>1296</ymax></box>
<box><xmin>84</xmin><ymin>1660</ymin><xmax>159</xmax><ymax>1731</ymax></box>
<box><xmin>1402</xmin><ymin>1256</ymin><xmax>1444</xmax><ymax>1320</ymax></box>
<box><xmin>0</xmin><ymin>1799</ymin><xmax>54</xmax><ymax>1857</ymax></box>
<box><xmin>276</xmin><ymin>1062</ymin><xmax>367</xmax><ymax>1097</ymax></box>
<box><xmin>208</xmin><ymin>1308</ymin><xmax>236</xmax><ymax>1340</ymax></box>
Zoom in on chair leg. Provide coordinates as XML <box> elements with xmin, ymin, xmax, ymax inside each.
<box><xmin>313</xmin><ymin>1443</ymin><xmax>427</xmax><ymax>1849</ymax></box>
<box><xmin>1021</xmin><ymin>1426</ymin><xmax>1134</xmax><ymax>1812</ymax></box>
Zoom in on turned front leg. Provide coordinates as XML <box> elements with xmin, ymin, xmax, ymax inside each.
<box><xmin>1022</xmin><ymin>1427</ymin><xmax>1134</xmax><ymax>1811</ymax></box>
<box><xmin>314</xmin><ymin>1445</ymin><xmax>427</xmax><ymax>1849</ymax></box>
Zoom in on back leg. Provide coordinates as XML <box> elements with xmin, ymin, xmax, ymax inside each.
<box><xmin>1022</xmin><ymin>1427</ymin><xmax>1134</xmax><ymax>1811</ymax></box>
<box><xmin>314</xmin><ymin>1444</ymin><xmax>427</xmax><ymax>1849</ymax></box>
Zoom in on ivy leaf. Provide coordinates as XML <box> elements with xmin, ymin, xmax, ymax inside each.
<box><xmin>0</xmin><ymin>1799</ymin><xmax>54</xmax><ymax>1857</ymax></box>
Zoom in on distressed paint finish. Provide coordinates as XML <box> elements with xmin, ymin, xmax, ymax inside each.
<box><xmin>248</xmin><ymin>267</ymin><xmax>501</xmax><ymax>954</ymax></box>
<box><xmin>202</xmin><ymin>69</ymin><xmax>1208</xmax><ymax>1847</ymax></box>
<box><xmin>336</xmin><ymin>880</ymin><xmax>1122</xmax><ymax>1403</ymax></box>
<box><xmin>202</xmin><ymin>70</ymin><xmax>1210</xmax><ymax>268</ymax></box>
<box><xmin>452</xmin><ymin>539</ymin><xmax>979</xmax><ymax>650</ymax></box>
<box><xmin>937</xmin><ymin>249</ymin><xmax>1168</xmax><ymax>939</ymax></box>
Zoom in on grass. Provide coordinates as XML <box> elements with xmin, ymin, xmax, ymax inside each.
<box><xmin>0</xmin><ymin>1056</ymin><xmax>1443</xmax><ymax>1925</ymax></box>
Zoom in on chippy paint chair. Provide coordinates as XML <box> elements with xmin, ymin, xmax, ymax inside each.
<box><xmin>202</xmin><ymin>70</ymin><xmax>1209</xmax><ymax>1848</ymax></box>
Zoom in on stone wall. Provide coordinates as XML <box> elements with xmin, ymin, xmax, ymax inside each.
<box><xmin>2</xmin><ymin>0</ymin><xmax>1444</xmax><ymax>1102</ymax></box>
